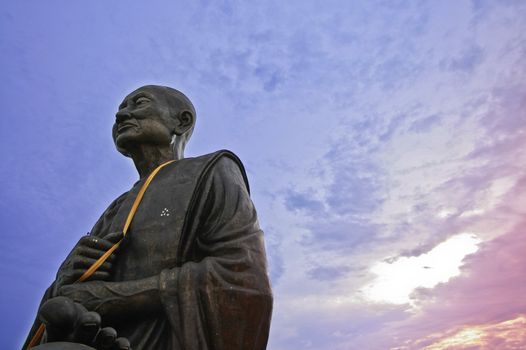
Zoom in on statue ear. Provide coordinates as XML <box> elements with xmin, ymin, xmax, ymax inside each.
<box><xmin>173</xmin><ymin>109</ymin><xmax>194</xmax><ymax>136</ymax></box>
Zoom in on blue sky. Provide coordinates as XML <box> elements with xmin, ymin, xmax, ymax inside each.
<box><xmin>2</xmin><ymin>1</ymin><xmax>526</xmax><ymax>349</ymax></box>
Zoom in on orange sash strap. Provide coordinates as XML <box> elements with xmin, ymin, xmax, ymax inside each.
<box><xmin>27</xmin><ymin>160</ymin><xmax>176</xmax><ymax>348</ymax></box>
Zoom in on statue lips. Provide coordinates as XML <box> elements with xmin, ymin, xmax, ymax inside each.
<box><xmin>117</xmin><ymin>121</ymin><xmax>138</xmax><ymax>134</ymax></box>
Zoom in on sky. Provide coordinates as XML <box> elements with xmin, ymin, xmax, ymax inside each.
<box><xmin>1</xmin><ymin>1</ymin><xmax>525</xmax><ymax>349</ymax></box>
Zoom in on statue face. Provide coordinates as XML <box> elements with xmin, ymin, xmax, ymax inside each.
<box><xmin>113</xmin><ymin>87</ymin><xmax>176</xmax><ymax>154</ymax></box>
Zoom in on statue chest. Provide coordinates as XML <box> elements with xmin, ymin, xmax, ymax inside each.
<box><xmin>97</xmin><ymin>171</ymin><xmax>196</xmax><ymax>281</ymax></box>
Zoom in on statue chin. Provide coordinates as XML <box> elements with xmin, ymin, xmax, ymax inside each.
<box><xmin>31</xmin><ymin>343</ymin><xmax>95</xmax><ymax>350</ymax></box>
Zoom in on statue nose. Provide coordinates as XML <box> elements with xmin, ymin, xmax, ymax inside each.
<box><xmin>115</xmin><ymin>110</ymin><xmax>132</xmax><ymax>124</ymax></box>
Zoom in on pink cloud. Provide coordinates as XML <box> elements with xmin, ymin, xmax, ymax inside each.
<box><xmin>405</xmin><ymin>315</ymin><xmax>526</xmax><ymax>350</ymax></box>
<box><xmin>388</xmin><ymin>219</ymin><xmax>526</xmax><ymax>349</ymax></box>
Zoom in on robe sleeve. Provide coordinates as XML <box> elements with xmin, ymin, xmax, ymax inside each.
<box><xmin>159</xmin><ymin>156</ymin><xmax>273</xmax><ymax>350</ymax></box>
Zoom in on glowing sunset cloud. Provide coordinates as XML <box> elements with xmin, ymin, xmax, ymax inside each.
<box><xmin>405</xmin><ymin>315</ymin><xmax>526</xmax><ymax>350</ymax></box>
<box><xmin>363</xmin><ymin>233</ymin><xmax>481</xmax><ymax>304</ymax></box>
<box><xmin>385</xmin><ymin>225</ymin><xmax>526</xmax><ymax>350</ymax></box>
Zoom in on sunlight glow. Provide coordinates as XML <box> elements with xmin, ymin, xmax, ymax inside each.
<box><xmin>363</xmin><ymin>233</ymin><xmax>481</xmax><ymax>304</ymax></box>
<box><xmin>419</xmin><ymin>315</ymin><xmax>526</xmax><ymax>350</ymax></box>
<box><xmin>423</xmin><ymin>328</ymin><xmax>484</xmax><ymax>349</ymax></box>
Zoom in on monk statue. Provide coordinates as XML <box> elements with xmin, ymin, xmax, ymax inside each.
<box><xmin>23</xmin><ymin>85</ymin><xmax>273</xmax><ymax>350</ymax></box>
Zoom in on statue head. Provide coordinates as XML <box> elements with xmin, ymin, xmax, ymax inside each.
<box><xmin>113</xmin><ymin>85</ymin><xmax>196</xmax><ymax>160</ymax></box>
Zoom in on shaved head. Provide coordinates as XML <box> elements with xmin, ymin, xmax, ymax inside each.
<box><xmin>128</xmin><ymin>85</ymin><xmax>196</xmax><ymax>139</ymax></box>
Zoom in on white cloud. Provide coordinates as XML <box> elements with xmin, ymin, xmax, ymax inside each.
<box><xmin>362</xmin><ymin>233</ymin><xmax>481</xmax><ymax>305</ymax></box>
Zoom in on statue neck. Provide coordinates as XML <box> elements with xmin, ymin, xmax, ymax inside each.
<box><xmin>171</xmin><ymin>134</ymin><xmax>186</xmax><ymax>161</ymax></box>
<box><xmin>129</xmin><ymin>144</ymin><xmax>175</xmax><ymax>179</ymax></box>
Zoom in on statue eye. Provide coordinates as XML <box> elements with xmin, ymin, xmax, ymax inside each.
<box><xmin>135</xmin><ymin>97</ymin><xmax>150</xmax><ymax>106</ymax></box>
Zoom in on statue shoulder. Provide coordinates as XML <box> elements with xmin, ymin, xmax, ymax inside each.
<box><xmin>182</xmin><ymin>150</ymin><xmax>250</xmax><ymax>194</ymax></box>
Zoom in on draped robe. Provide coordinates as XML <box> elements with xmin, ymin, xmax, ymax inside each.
<box><xmin>24</xmin><ymin>150</ymin><xmax>273</xmax><ymax>350</ymax></box>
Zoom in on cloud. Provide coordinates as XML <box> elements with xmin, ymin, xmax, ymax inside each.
<box><xmin>417</xmin><ymin>316</ymin><xmax>526</xmax><ymax>350</ymax></box>
<box><xmin>409</xmin><ymin>114</ymin><xmax>442</xmax><ymax>133</ymax></box>
<box><xmin>363</xmin><ymin>233</ymin><xmax>481</xmax><ymax>305</ymax></box>
<box><xmin>386</xmin><ymin>221</ymin><xmax>526</xmax><ymax>348</ymax></box>
<box><xmin>302</xmin><ymin>219</ymin><xmax>381</xmax><ymax>255</ymax></box>
<box><xmin>440</xmin><ymin>45</ymin><xmax>484</xmax><ymax>73</ymax></box>
<box><xmin>284</xmin><ymin>189</ymin><xmax>324</xmax><ymax>213</ymax></box>
<box><xmin>307</xmin><ymin>265</ymin><xmax>351</xmax><ymax>281</ymax></box>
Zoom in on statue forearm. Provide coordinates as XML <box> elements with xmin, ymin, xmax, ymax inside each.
<box><xmin>58</xmin><ymin>275</ymin><xmax>162</xmax><ymax>321</ymax></box>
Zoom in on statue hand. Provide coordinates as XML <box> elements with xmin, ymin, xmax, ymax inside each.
<box><xmin>55</xmin><ymin>232</ymin><xmax>123</xmax><ymax>292</ymax></box>
<box><xmin>39</xmin><ymin>296</ymin><xmax>132</xmax><ymax>349</ymax></box>
<box><xmin>58</xmin><ymin>281</ymin><xmax>107</xmax><ymax>313</ymax></box>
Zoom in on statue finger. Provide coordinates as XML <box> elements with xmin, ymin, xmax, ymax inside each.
<box><xmin>69</xmin><ymin>269</ymin><xmax>111</xmax><ymax>282</ymax></box>
<box><xmin>78</xmin><ymin>235</ymin><xmax>109</xmax><ymax>249</ymax></box>
<box><xmin>72</xmin><ymin>256</ymin><xmax>97</xmax><ymax>269</ymax></box>
<box><xmin>78</xmin><ymin>246</ymin><xmax>116</xmax><ymax>261</ymax></box>
<box><xmin>39</xmin><ymin>297</ymin><xmax>78</xmax><ymax>341</ymax></box>
<box><xmin>73</xmin><ymin>258</ymin><xmax>113</xmax><ymax>272</ymax></box>
<box><xmin>99</xmin><ymin>260</ymin><xmax>114</xmax><ymax>272</ymax></box>
<box><xmin>58</xmin><ymin>270</ymin><xmax>82</xmax><ymax>285</ymax></box>
<box><xmin>74</xmin><ymin>310</ymin><xmax>101</xmax><ymax>344</ymax></box>
<box><xmin>84</xmin><ymin>270</ymin><xmax>111</xmax><ymax>281</ymax></box>
<box><xmin>82</xmin><ymin>236</ymin><xmax>114</xmax><ymax>250</ymax></box>
<box><xmin>104</xmin><ymin>231</ymin><xmax>124</xmax><ymax>244</ymax></box>
<box><xmin>113</xmin><ymin>337</ymin><xmax>131</xmax><ymax>350</ymax></box>
<box><xmin>69</xmin><ymin>268</ymin><xmax>94</xmax><ymax>282</ymax></box>
<box><xmin>95</xmin><ymin>327</ymin><xmax>117</xmax><ymax>349</ymax></box>
<box><xmin>76</xmin><ymin>235</ymin><xmax>92</xmax><ymax>247</ymax></box>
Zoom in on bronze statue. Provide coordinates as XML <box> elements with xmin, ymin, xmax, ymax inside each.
<box><xmin>24</xmin><ymin>85</ymin><xmax>273</xmax><ymax>350</ymax></box>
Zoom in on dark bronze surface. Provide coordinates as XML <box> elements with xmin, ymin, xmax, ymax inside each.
<box><xmin>32</xmin><ymin>343</ymin><xmax>95</xmax><ymax>350</ymax></box>
<box><xmin>24</xmin><ymin>86</ymin><xmax>273</xmax><ymax>350</ymax></box>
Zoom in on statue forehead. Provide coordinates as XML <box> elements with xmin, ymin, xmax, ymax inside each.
<box><xmin>123</xmin><ymin>85</ymin><xmax>167</xmax><ymax>101</ymax></box>
<box><xmin>120</xmin><ymin>85</ymin><xmax>196</xmax><ymax>117</ymax></box>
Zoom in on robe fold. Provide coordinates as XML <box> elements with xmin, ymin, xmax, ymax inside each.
<box><xmin>24</xmin><ymin>150</ymin><xmax>273</xmax><ymax>350</ymax></box>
